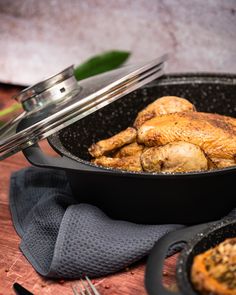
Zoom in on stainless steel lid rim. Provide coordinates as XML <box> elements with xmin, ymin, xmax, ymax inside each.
<box><xmin>0</xmin><ymin>55</ymin><xmax>167</xmax><ymax>160</ymax></box>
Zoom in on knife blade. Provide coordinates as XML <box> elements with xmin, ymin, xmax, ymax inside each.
<box><xmin>13</xmin><ymin>283</ymin><xmax>34</xmax><ymax>295</ymax></box>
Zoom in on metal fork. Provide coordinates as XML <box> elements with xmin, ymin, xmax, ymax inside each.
<box><xmin>72</xmin><ymin>276</ymin><xmax>101</xmax><ymax>295</ymax></box>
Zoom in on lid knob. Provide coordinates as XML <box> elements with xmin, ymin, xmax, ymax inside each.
<box><xmin>14</xmin><ymin>66</ymin><xmax>80</xmax><ymax>112</ymax></box>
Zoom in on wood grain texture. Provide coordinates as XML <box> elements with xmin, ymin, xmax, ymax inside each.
<box><xmin>0</xmin><ymin>85</ymin><xmax>178</xmax><ymax>294</ymax></box>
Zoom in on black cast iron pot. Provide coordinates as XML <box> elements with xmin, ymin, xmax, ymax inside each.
<box><xmin>23</xmin><ymin>73</ymin><xmax>236</xmax><ymax>225</ymax></box>
<box><xmin>145</xmin><ymin>217</ymin><xmax>236</xmax><ymax>295</ymax></box>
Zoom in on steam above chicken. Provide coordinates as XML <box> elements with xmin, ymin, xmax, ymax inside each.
<box><xmin>88</xmin><ymin>96</ymin><xmax>236</xmax><ymax>173</ymax></box>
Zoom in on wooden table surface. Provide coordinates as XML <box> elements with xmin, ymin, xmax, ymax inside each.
<box><xmin>0</xmin><ymin>84</ymin><xmax>178</xmax><ymax>295</ymax></box>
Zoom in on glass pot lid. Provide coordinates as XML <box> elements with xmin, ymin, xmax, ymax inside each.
<box><xmin>0</xmin><ymin>55</ymin><xmax>167</xmax><ymax>160</ymax></box>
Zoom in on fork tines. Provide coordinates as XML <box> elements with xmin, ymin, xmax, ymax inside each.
<box><xmin>72</xmin><ymin>276</ymin><xmax>101</xmax><ymax>295</ymax></box>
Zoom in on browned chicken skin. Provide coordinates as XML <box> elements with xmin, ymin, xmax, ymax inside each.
<box><xmin>138</xmin><ymin>112</ymin><xmax>236</xmax><ymax>168</ymax></box>
<box><xmin>89</xmin><ymin>127</ymin><xmax>137</xmax><ymax>158</ymax></box>
<box><xmin>89</xmin><ymin>96</ymin><xmax>236</xmax><ymax>172</ymax></box>
<box><xmin>114</xmin><ymin>142</ymin><xmax>144</xmax><ymax>158</ymax></box>
<box><xmin>134</xmin><ymin>96</ymin><xmax>196</xmax><ymax>128</ymax></box>
<box><xmin>93</xmin><ymin>153</ymin><xmax>143</xmax><ymax>172</ymax></box>
<box><xmin>141</xmin><ymin>141</ymin><xmax>208</xmax><ymax>173</ymax></box>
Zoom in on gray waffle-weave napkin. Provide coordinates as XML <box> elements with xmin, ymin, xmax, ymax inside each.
<box><xmin>9</xmin><ymin>167</ymin><xmax>234</xmax><ymax>279</ymax></box>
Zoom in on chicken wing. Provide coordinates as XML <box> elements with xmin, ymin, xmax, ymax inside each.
<box><xmin>133</xmin><ymin>96</ymin><xmax>196</xmax><ymax>128</ymax></box>
<box><xmin>114</xmin><ymin>142</ymin><xmax>144</xmax><ymax>158</ymax></box>
<box><xmin>141</xmin><ymin>141</ymin><xmax>208</xmax><ymax>173</ymax></box>
<box><xmin>138</xmin><ymin>112</ymin><xmax>236</xmax><ymax>168</ymax></box>
<box><xmin>93</xmin><ymin>153</ymin><xmax>142</xmax><ymax>172</ymax></box>
<box><xmin>89</xmin><ymin>127</ymin><xmax>137</xmax><ymax>157</ymax></box>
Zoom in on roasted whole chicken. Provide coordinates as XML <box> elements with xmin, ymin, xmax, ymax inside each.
<box><xmin>88</xmin><ymin>96</ymin><xmax>236</xmax><ymax>173</ymax></box>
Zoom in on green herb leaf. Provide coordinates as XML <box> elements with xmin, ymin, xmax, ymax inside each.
<box><xmin>74</xmin><ymin>50</ymin><xmax>130</xmax><ymax>80</ymax></box>
<box><xmin>0</xmin><ymin>102</ymin><xmax>22</xmax><ymax>117</ymax></box>
<box><xmin>0</xmin><ymin>103</ymin><xmax>22</xmax><ymax>127</ymax></box>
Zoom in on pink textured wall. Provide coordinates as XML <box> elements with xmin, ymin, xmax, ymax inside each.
<box><xmin>0</xmin><ymin>0</ymin><xmax>235</xmax><ymax>85</ymax></box>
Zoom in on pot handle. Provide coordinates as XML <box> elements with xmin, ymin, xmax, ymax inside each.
<box><xmin>145</xmin><ymin>222</ymin><xmax>215</xmax><ymax>295</ymax></box>
<box><xmin>23</xmin><ymin>143</ymin><xmax>103</xmax><ymax>172</ymax></box>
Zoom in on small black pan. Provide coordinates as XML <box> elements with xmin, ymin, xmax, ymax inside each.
<box><xmin>145</xmin><ymin>217</ymin><xmax>236</xmax><ymax>295</ymax></box>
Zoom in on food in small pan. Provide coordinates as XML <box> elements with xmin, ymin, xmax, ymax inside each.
<box><xmin>89</xmin><ymin>96</ymin><xmax>236</xmax><ymax>172</ymax></box>
<box><xmin>191</xmin><ymin>238</ymin><xmax>236</xmax><ymax>295</ymax></box>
